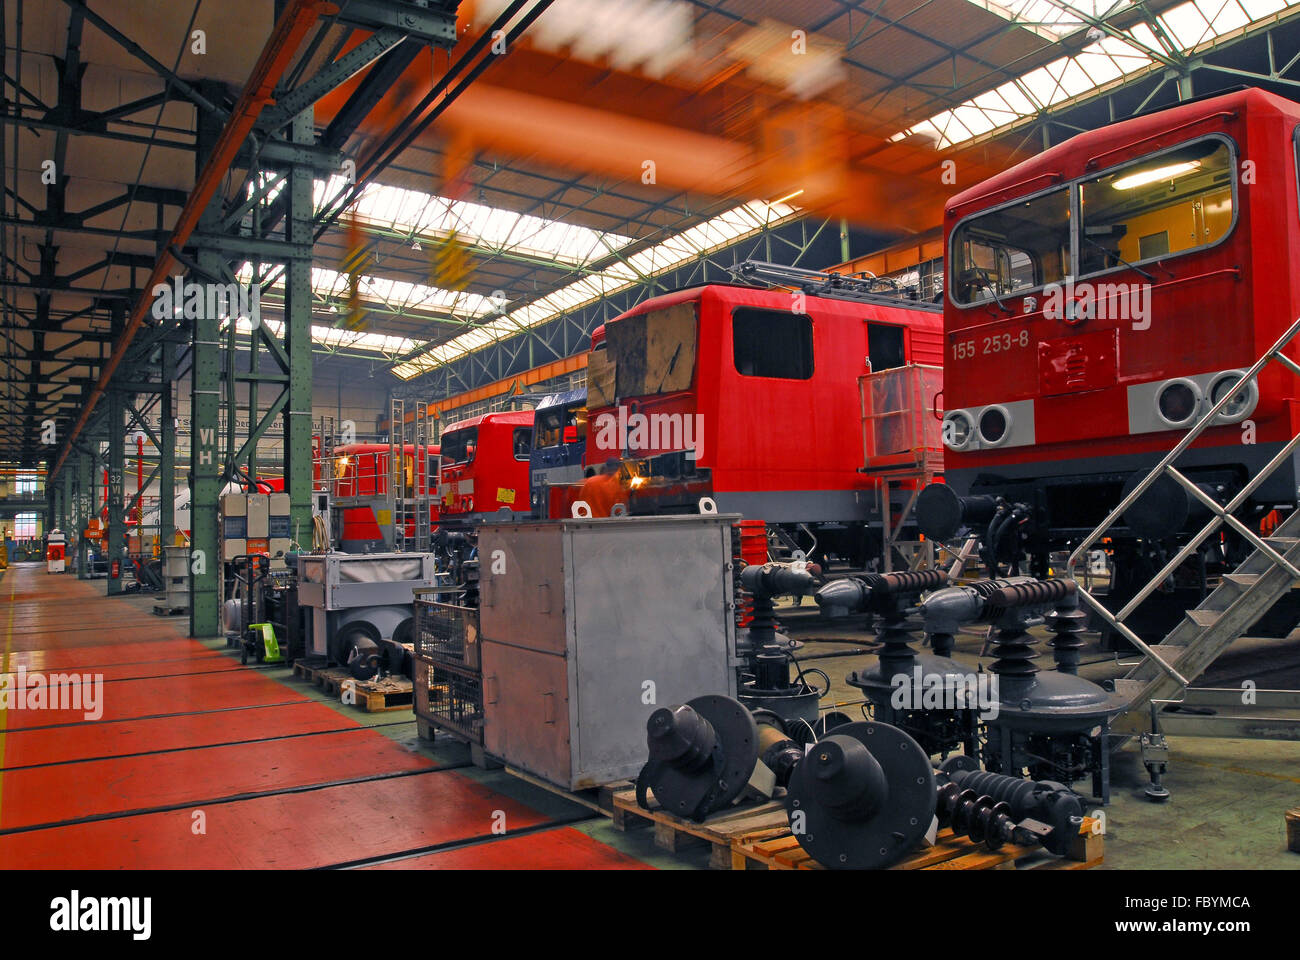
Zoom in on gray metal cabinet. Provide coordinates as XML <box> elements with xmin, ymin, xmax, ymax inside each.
<box><xmin>479</xmin><ymin>515</ymin><xmax>740</xmax><ymax>790</ymax></box>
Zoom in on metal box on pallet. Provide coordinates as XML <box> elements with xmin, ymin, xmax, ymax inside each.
<box><xmin>478</xmin><ymin>514</ymin><xmax>740</xmax><ymax>791</ymax></box>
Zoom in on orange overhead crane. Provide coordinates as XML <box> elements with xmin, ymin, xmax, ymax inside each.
<box><xmin>314</xmin><ymin>6</ymin><xmax>1016</xmax><ymax>235</ymax></box>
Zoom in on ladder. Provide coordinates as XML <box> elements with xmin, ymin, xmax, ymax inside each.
<box><xmin>1067</xmin><ymin>316</ymin><xmax>1300</xmax><ymax>737</ymax></box>
<box><xmin>388</xmin><ymin>398</ymin><xmax>432</xmax><ymax>553</ymax></box>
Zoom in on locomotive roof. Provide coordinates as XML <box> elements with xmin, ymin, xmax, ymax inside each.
<box><xmin>441</xmin><ymin>409</ymin><xmax>536</xmax><ymax>433</ymax></box>
<box><xmin>945</xmin><ymin>87</ymin><xmax>1300</xmax><ymax>219</ymax></box>
<box><xmin>602</xmin><ymin>282</ymin><xmax>937</xmax><ymax>327</ymax></box>
<box><xmin>534</xmin><ymin>388</ymin><xmax>586</xmax><ymax>411</ymax></box>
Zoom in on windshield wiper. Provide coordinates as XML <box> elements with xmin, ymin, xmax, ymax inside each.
<box><xmin>1081</xmin><ymin>233</ymin><xmax>1155</xmax><ymax>282</ymax></box>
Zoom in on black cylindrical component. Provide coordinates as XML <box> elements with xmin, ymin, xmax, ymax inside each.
<box><xmin>756</xmin><ymin>719</ymin><xmax>803</xmax><ymax>788</ymax></box>
<box><xmin>754</xmin><ymin>652</ymin><xmax>790</xmax><ymax>691</ymax></box>
<box><xmin>806</xmin><ymin>735</ymin><xmax>889</xmax><ymax>820</ymax></box>
<box><xmin>916</xmin><ymin>484</ymin><xmax>999</xmax><ymax>541</ymax></box>
<box><xmin>646</xmin><ymin>704</ymin><xmax>716</xmax><ymax>772</ymax></box>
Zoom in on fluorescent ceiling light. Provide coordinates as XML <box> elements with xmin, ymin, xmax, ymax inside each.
<box><xmin>390</xmin><ymin>198</ymin><xmax>801</xmax><ymax>379</ymax></box>
<box><xmin>1111</xmin><ymin>160</ymin><xmax>1201</xmax><ymax>189</ymax></box>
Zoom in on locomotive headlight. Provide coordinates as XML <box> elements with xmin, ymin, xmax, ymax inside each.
<box><xmin>942</xmin><ymin>410</ymin><xmax>976</xmax><ymax>451</ymax></box>
<box><xmin>977</xmin><ymin>405</ymin><xmax>1011</xmax><ymax>448</ymax></box>
<box><xmin>1207</xmin><ymin>370</ymin><xmax>1258</xmax><ymax>425</ymax></box>
<box><xmin>1155</xmin><ymin>378</ymin><xmax>1203</xmax><ymax>429</ymax></box>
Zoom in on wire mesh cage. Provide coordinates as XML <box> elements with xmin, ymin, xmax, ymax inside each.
<box><xmin>414</xmin><ymin>659</ymin><xmax>484</xmax><ymax>745</ymax></box>
<box><xmin>413</xmin><ymin>594</ymin><xmax>479</xmax><ymax>670</ymax></box>
<box><xmin>859</xmin><ymin>363</ymin><xmax>944</xmax><ymax>473</ymax></box>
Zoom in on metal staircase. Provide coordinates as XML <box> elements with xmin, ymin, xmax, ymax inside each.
<box><xmin>1067</xmin><ymin>317</ymin><xmax>1300</xmax><ymax>742</ymax></box>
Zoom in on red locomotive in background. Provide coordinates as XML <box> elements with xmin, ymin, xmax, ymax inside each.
<box><xmin>315</xmin><ymin>443</ymin><xmax>440</xmax><ymax>551</ymax></box>
<box><xmin>917</xmin><ymin>87</ymin><xmax>1300</xmax><ymax>636</ymax></box>
<box><xmin>436</xmin><ymin>409</ymin><xmax>535</xmax><ymax>524</ymax></box>
<box><xmin>580</xmin><ymin>280</ymin><xmax>944</xmax><ymax>566</ymax></box>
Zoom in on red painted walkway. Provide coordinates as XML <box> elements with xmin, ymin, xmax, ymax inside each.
<box><xmin>0</xmin><ymin>563</ymin><xmax>650</xmax><ymax>870</ymax></box>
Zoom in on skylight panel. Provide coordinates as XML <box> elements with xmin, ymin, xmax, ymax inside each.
<box><xmin>894</xmin><ymin>0</ymin><xmax>1299</xmax><ymax>149</ymax></box>
<box><xmin>390</xmin><ymin>199</ymin><xmax>799</xmax><ymax>379</ymax></box>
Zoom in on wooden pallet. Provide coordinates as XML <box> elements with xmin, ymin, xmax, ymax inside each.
<box><xmin>610</xmin><ymin>787</ymin><xmax>792</xmax><ymax>870</ymax></box>
<box><xmin>732</xmin><ymin>817</ymin><xmax>1104</xmax><ymax>871</ymax></box>
<box><xmin>505</xmin><ymin>768</ymin><xmax>632</xmax><ymax>816</ymax></box>
<box><xmin>293</xmin><ymin>661</ymin><xmax>414</xmax><ymax>713</ymax></box>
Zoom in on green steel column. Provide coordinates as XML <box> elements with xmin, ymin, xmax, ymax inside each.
<box><xmin>284</xmin><ymin>109</ymin><xmax>314</xmax><ymax>545</ymax></box>
<box><xmin>61</xmin><ymin>463</ymin><xmax>72</xmax><ymax>540</ymax></box>
<box><xmin>106</xmin><ymin>389</ymin><xmax>126</xmax><ymax>595</ymax></box>
<box><xmin>160</xmin><ymin>339</ymin><xmax>176</xmax><ymax>547</ymax></box>
<box><xmin>189</xmin><ymin>103</ymin><xmax>224</xmax><ymax>639</ymax></box>
<box><xmin>76</xmin><ymin>450</ymin><xmax>92</xmax><ymax>579</ymax></box>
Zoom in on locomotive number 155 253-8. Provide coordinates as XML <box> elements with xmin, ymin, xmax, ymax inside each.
<box><xmin>951</xmin><ymin>329</ymin><xmax>1031</xmax><ymax>361</ymax></box>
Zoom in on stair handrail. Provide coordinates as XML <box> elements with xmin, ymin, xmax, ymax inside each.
<box><xmin>1065</xmin><ymin>315</ymin><xmax>1300</xmax><ymax>688</ymax></box>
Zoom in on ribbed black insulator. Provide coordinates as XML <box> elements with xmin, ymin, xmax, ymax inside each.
<box><xmin>988</xmin><ymin>627</ymin><xmax>1040</xmax><ymax>675</ymax></box>
<box><xmin>1045</xmin><ymin>604</ymin><xmax>1088</xmax><ymax>675</ymax></box>
<box><xmin>874</xmin><ymin>569</ymin><xmax>948</xmax><ymax>597</ymax></box>
<box><xmin>988</xmin><ymin>578</ymin><xmax>1076</xmax><ymax>609</ymax></box>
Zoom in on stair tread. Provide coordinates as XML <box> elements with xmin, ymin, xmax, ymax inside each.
<box><xmin>1186</xmin><ymin>608</ymin><xmax>1222</xmax><ymax>627</ymax></box>
<box><xmin>1223</xmin><ymin>573</ymin><xmax>1261</xmax><ymax>586</ymax></box>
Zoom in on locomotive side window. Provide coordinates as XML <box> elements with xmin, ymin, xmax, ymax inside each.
<box><xmin>441</xmin><ymin>428</ymin><xmax>477</xmax><ymax>464</ymax></box>
<box><xmin>513</xmin><ymin>428</ymin><xmax>532</xmax><ymax>461</ymax></box>
<box><xmin>1079</xmin><ymin>138</ymin><xmax>1234</xmax><ymax>276</ymax></box>
<box><xmin>950</xmin><ymin>188</ymin><xmax>1069</xmax><ymax>305</ymax></box>
<box><xmin>867</xmin><ymin>323</ymin><xmax>905</xmax><ymax>371</ymax></box>
<box><xmin>732</xmin><ymin>308</ymin><xmax>814</xmax><ymax>379</ymax></box>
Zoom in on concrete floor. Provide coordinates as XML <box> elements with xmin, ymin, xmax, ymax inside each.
<box><xmin>5</xmin><ymin>562</ymin><xmax>1296</xmax><ymax>869</ymax></box>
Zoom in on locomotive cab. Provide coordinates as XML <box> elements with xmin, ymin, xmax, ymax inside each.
<box><xmin>920</xmin><ymin>87</ymin><xmax>1300</xmax><ymax>639</ymax></box>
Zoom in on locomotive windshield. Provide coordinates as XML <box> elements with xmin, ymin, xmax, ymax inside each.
<box><xmin>533</xmin><ymin>403</ymin><xmax>587</xmax><ymax>450</ymax></box>
<box><xmin>1078</xmin><ymin>138</ymin><xmax>1233</xmax><ymax>272</ymax></box>
<box><xmin>950</xmin><ymin>136</ymin><xmax>1235</xmax><ymax>306</ymax></box>
<box><xmin>440</xmin><ymin>428</ymin><xmax>477</xmax><ymax>464</ymax></box>
<box><xmin>951</xmin><ymin>188</ymin><xmax>1069</xmax><ymax>305</ymax></box>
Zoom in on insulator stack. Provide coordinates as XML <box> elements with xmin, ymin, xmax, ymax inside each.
<box><xmin>984</xmin><ymin>579</ymin><xmax>1076</xmax><ymax>695</ymax></box>
<box><xmin>1046</xmin><ymin>595</ymin><xmax>1088</xmax><ymax>675</ymax></box>
<box><xmin>936</xmin><ymin>761</ymin><xmax>1084</xmax><ymax>856</ymax></box>
<box><xmin>733</xmin><ymin>520</ymin><xmax>768</xmax><ymax>628</ymax></box>
<box><xmin>986</xmin><ymin>623</ymin><xmax>1040</xmax><ymax>694</ymax></box>
<box><xmin>986</xmin><ymin>577</ymin><xmax>1076</xmax><ymax>610</ymax></box>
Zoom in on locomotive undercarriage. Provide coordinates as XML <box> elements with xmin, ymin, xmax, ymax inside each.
<box><xmin>919</xmin><ymin>447</ymin><xmax>1300</xmax><ymax>647</ymax></box>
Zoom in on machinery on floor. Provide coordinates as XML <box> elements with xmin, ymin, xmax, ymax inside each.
<box><xmin>295</xmin><ymin>551</ymin><xmax>440</xmax><ymax>681</ymax></box>
<box><xmin>635</xmin><ymin>692</ymin><xmax>1087</xmax><ymax>869</ymax></box>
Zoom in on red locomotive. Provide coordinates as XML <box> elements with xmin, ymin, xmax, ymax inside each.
<box><xmin>916</xmin><ymin>87</ymin><xmax>1300</xmax><ymax>634</ymax></box>
<box><xmin>436</xmin><ymin>409</ymin><xmax>536</xmax><ymax>524</ymax></box>
<box><xmin>318</xmin><ymin>443</ymin><xmax>440</xmax><ymax>551</ymax></box>
<box><xmin>580</xmin><ymin>280</ymin><xmax>944</xmax><ymax>566</ymax></box>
